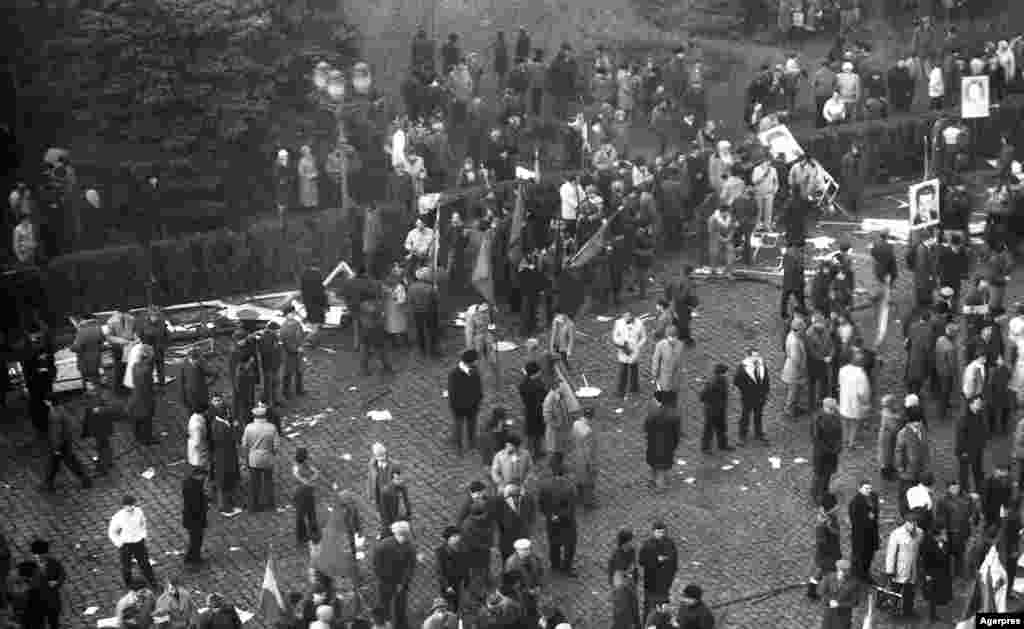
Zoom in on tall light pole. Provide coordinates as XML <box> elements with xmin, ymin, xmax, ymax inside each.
<box><xmin>312</xmin><ymin>61</ymin><xmax>353</xmax><ymax>214</ymax></box>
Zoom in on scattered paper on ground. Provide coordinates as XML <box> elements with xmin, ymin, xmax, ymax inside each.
<box><xmin>367</xmin><ymin>410</ymin><xmax>393</xmax><ymax>421</ymax></box>
<box><xmin>721</xmin><ymin>465</ymin><xmax>734</xmax><ymax>471</ymax></box>
<box><xmin>164</xmin><ymin>550</ymin><xmax>183</xmax><ymax>556</ymax></box>
<box><xmin>229</xmin><ymin>546</ymin><xmax>241</xmax><ymax>551</ymax></box>
<box><xmin>806</xmin><ymin>236</ymin><xmax>835</xmax><ymax>250</ymax></box>
<box><xmin>167</xmin><ymin>459</ymin><xmax>186</xmax><ymax>467</ymax></box>
<box><xmin>595</xmin><ymin>316</ymin><xmax>613</xmax><ymax>322</ymax></box>
<box><xmin>731</xmin><ymin>459</ymin><xmax>740</xmax><ymax>465</ymax></box>
<box><xmin>793</xmin><ymin>457</ymin><xmax>808</xmax><ymax>464</ymax></box>
<box><xmin>676</xmin><ymin>459</ymin><xmax>686</xmax><ymax>466</ymax></box>
<box><xmin>684</xmin><ymin>477</ymin><xmax>696</xmax><ymax>484</ymax></box>
<box><xmin>614</xmin><ymin>408</ymin><xmax>623</xmax><ymax>414</ymax></box>
<box><xmin>98</xmin><ymin>617</ymin><xmax>119</xmax><ymax>628</ymax></box>
<box><xmin>84</xmin><ymin>607</ymin><xmax>99</xmax><ymax>616</ymax></box>
<box><xmin>140</xmin><ymin>468</ymin><xmax>156</xmax><ymax>480</ymax></box>
<box><xmin>236</xmin><ymin>609</ymin><xmax>254</xmax><ymax>624</ymax></box>
<box><xmin>319</xmin><ymin>347</ymin><xmax>337</xmax><ymax>354</ymax></box>
<box><xmin>341</xmin><ymin>453</ymin><xmax>352</xmax><ymax>461</ymax></box>
<box><xmin>496</xmin><ymin>341</ymin><xmax>518</xmax><ymax>352</ymax></box>
<box><xmin>442</xmin><ymin>390</ymin><xmax>449</xmax><ymax>398</ymax></box>
<box><xmin>740</xmin><ymin>486</ymin><xmax>749</xmax><ymax>491</ymax></box>
<box><xmin>356</xmin><ymin>552</ymin><xmax>366</xmax><ymax>560</ymax></box>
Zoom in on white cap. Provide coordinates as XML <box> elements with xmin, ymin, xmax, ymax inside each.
<box><xmin>371</xmin><ymin>442</ymin><xmax>387</xmax><ymax>456</ymax></box>
<box><xmin>904</xmin><ymin>394</ymin><xmax>920</xmax><ymax>408</ymax></box>
<box><xmin>555</xmin><ymin>624</ymin><xmax>572</xmax><ymax>629</ymax></box>
<box><xmin>842</xmin><ymin>61</ymin><xmax>853</xmax><ymax>72</ymax></box>
<box><xmin>391</xmin><ymin>520</ymin><xmax>411</xmax><ymax>535</ymax></box>
<box><xmin>277</xmin><ymin>149</ymin><xmax>288</xmax><ymax>159</ymax></box>
<box><xmin>513</xmin><ymin>538</ymin><xmax>531</xmax><ymax>550</ymax></box>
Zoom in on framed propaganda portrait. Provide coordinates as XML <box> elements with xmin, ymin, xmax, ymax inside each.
<box><xmin>758</xmin><ymin>124</ymin><xmax>805</xmax><ymax>164</ymax></box>
<box><xmin>909</xmin><ymin>179</ymin><xmax>940</xmax><ymax>230</ymax></box>
<box><xmin>961</xmin><ymin>75</ymin><xmax>990</xmax><ymax>119</ymax></box>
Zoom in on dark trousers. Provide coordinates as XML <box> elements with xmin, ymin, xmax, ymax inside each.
<box><xmin>530</xmin><ymin>88</ymin><xmax>543</xmax><ymax>117</ymax></box>
<box><xmin>807</xmin><ymin>363</ymin><xmax>829</xmax><ymax>411</ymax></box>
<box><xmin>413</xmin><ymin>311</ymin><xmax>438</xmax><ymax>356</ymax></box>
<box><xmin>293</xmin><ymin>485</ymin><xmax>319</xmax><ymax>545</ymax></box>
<box><xmin>248</xmin><ymin>467</ymin><xmax>275</xmax><ymax>511</ymax></box>
<box><xmin>119</xmin><ymin>540</ymin><xmax>157</xmax><ymax>588</ymax></box>
<box><xmin>701</xmin><ymin>413</ymin><xmax>728</xmax><ymax>450</ymax></box>
<box><xmin>780</xmin><ymin>288</ymin><xmax>806</xmax><ymax>318</ymax></box>
<box><xmin>521</xmin><ymin>291</ymin><xmax>540</xmax><ymax>336</ymax></box>
<box><xmin>816</xmin><ymin>96</ymin><xmax>829</xmax><ymax>127</ymax></box>
<box><xmin>897</xmin><ymin>582</ymin><xmax>916</xmax><ymax>616</ymax></box>
<box><xmin>851</xmin><ymin>547</ymin><xmax>875</xmax><ymax>581</ymax></box>
<box><xmin>451</xmin><ymin>407</ymin><xmax>479</xmax><ymax>452</ymax></box>
<box><xmin>617</xmin><ymin>363</ymin><xmax>639</xmax><ymax>397</ymax></box>
<box><xmin>152</xmin><ymin>348</ymin><xmax>166</xmax><ymax>385</ymax></box>
<box><xmin>45</xmin><ymin>444</ymin><xmax>89</xmax><ymax>488</ymax></box>
<box><xmin>261</xmin><ymin>370</ymin><xmax>279</xmax><ymax>408</ymax></box>
<box><xmin>94</xmin><ymin>436</ymin><xmax>113</xmax><ymax>474</ymax></box>
<box><xmin>378</xmin><ymin>583</ymin><xmax>410</xmax><ymax>629</ymax></box>
<box><xmin>811</xmin><ymin>459</ymin><xmax>837</xmax><ymax>504</ymax></box>
<box><xmin>282</xmin><ymin>351</ymin><xmax>304</xmax><ymax>396</ymax></box>
<box><xmin>185</xmin><ymin>527</ymin><xmax>204</xmax><ymax>562</ymax></box>
<box><xmin>359</xmin><ymin>338</ymin><xmax>393</xmax><ymax>374</ymax></box>
<box><xmin>547</xmin><ymin>518</ymin><xmax>577</xmax><ymax>571</ymax></box>
<box><xmin>643</xmin><ymin>591</ymin><xmax>669</xmax><ymax>624</ymax></box>
<box><xmin>738</xmin><ymin>402</ymin><xmax>765</xmax><ymax>440</ymax></box>
<box><xmin>959</xmin><ymin>451</ymin><xmax>985</xmax><ymax>494</ymax></box>
<box><xmin>110</xmin><ymin>346</ymin><xmax>126</xmax><ymax>393</ymax></box>
<box><xmin>442</xmin><ymin>580</ymin><xmax>466</xmax><ymax>612</ymax></box>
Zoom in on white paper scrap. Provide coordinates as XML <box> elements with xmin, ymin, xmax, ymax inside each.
<box><xmin>367</xmin><ymin>410</ymin><xmax>393</xmax><ymax>422</ymax></box>
<box><xmin>731</xmin><ymin>459</ymin><xmax>740</xmax><ymax>465</ymax></box>
<box><xmin>98</xmin><ymin>617</ymin><xmax>119</xmax><ymax>628</ymax></box>
<box><xmin>769</xmin><ymin>457</ymin><xmax>782</xmax><ymax>469</ymax></box>
<box><xmin>341</xmin><ymin>453</ymin><xmax>353</xmax><ymax>461</ymax></box>
<box><xmin>236</xmin><ymin>609</ymin><xmax>254</xmax><ymax>624</ymax></box>
<box><xmin>740</xmin><ymin>486</ymin><xmax>749</xmax><ymax>491</ymax></box>
<box><xmin>84</xmin><ymin>607</ymin><xmax>99</xmax><ymax>616</ymax></box>
<box><xmin>442</xmin><ymin>390</ymin><xmax>449</xmax><ymax>398</ymax></box>
<box><xmin>721</xmin><ymin>465</ymin><xmax>734</xmax><ymax>471</ymax></box>
<box><xmin>793</xmin><ymin>457</ymin><xmax>808</xmax><ymax>464</ymax></box>
<box><xmin>355</xmin><ymin>535</ymin><xmax>366</xmax><ymax>548</ymax></box>
<box><xmin>141</xmin><ymin>468</ymin><xmax>156</xmax><ymax>480</ymax></box>
<box><xmin>229</xmin><ymin>546</ymin><xmax>242</xmax><ymax>552</ymax></box>
<box><xmin>614</xmin><ymin>408</ymin><xmax>624</xmax><ymax>414</ymax></box>
<box><xmin>684</xmin><ymin>477</ymin><xmax>696</xmax><ymax>484</ymax></box>
<box><xmin>355</xmin><ymin>551</ymin><xmax>366</xmax><ymax>561</ymax></box>
<box><xmin>596</xmin><ymin>316</ymin><xmax>613</xmax><ymax>322</ymax></box>
<box><xmin>676</xmin><ymin>459</ymin><xmax>686</xmax><ymax>466</ymax></box>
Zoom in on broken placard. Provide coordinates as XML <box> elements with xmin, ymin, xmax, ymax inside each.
<box><xmin>367</xmin><ymin>410</ymin><xmax>393</xmax><ymax>421</ymax></box>
<box><xmin>793</xmin><ymin>457</ymin><xmax>808</xmax><ymax>464</ymax></box>
<box><xmin>236</xmin><ymin>609</ymin><xmax>254</xmax><ymax>624</ymax></box>
<box><xmin>595</xmin><ymin>315</ymin><xmax>613</xmax><ymax>322</ymax></box>
<box><xmin>721</xmin><ymin>465</ymin><xmax>734</xmax><ymax>471</ymax></box>
<box><xmin>98</xmin><ymin>617</ymin><xmax>119</xmax><ymax>628</ymax></box>
<box><xmin>496</xmin><ymin>341</ymin><xmax>518</xmax><ymax>352</ymax></box>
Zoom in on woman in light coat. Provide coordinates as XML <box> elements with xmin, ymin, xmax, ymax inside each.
<box><xmin>298</xmin><ymin>145</ymin><xmax>319</xmax><ymax>209</ymax></box>
<box><xmin>381</xmin><ymin>263</ymin><xmax>409</xmax><ymax>344</ymax></box>
<box><xmin>781</xmin><ymin>316</ymin><xmax>808</xmax><ymax>420</ymax></box>
<box><xmin>571</xmin><ymin>408</ymin><xmax>599</xmax><ymax>508</ymax></box>
<box><xmin>543</xmin><ymin>379</ymin><xmax>573</xmax><ymax>456</ymax></box>
<box><xmin>885</xmin><ymin>518</ymin><xmax>923</xmax><ymax>616</ymax></box>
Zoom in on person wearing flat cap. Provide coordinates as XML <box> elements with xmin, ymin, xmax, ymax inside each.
<box><xmin>505</xmin><ymin>539</ymin><xmax>544</xmax><ymax>623</ymax></box>
<box><xmin>436</xmin><ymin>526</ymin><xmax>469</xmax><ymax>612</ymax></box>
<box><xmin>817</xmin><ymin>558</ymin><xmax>859</xmax><ymax>629</ymax></box>
<box><xmin>128</xmin><ymin>343</ymin><xmax>159</xmax><ymax>445</ymax></box>
<box><xmin>676</xmin><ymin>584</ymin><xmax>714</xmax><ymax>629</ymax></box>
<box><xmin>240</xmin><ymin>402</ymin><xmax>279</xmax><ymax>512</ymax></box>
<box><xmin>448</xmin><ymin>350</ymin><xmax>484</xmax><ymax>455</ymax></box>
<box><xmin>22</xmin><ymin>539</ymin><xmax>66</xmax><ymax>629</ymax></box>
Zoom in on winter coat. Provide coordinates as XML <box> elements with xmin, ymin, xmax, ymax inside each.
<box><xmin>182</xmin><ymin>475</ymin><xmax>208</xmax><ymax>530</ymax></box>
<box><xmin>815</xmin><ymin>511</ymin><xmax>842</xmax><ymax>572</ymax></box>
<box><xmin>70</xmin><ymin>319</ymin><xmax>104</xmax><ymax>378</ymax></box>
<box><xmin>645</xmin><ymin>404</ymin><xmax>681</xmax><ymax>470</ymax></box>
<box><xmin>128</xmin><ymin>360</ymin><xmax>155</xmax><ymax>421</ymax></box>
<box><xmin>313</xmin><ymin>492</ymin><xmax>362</xmax><ymax>581</ymax></box>
<box><xmin>817</xmin><ymin>572</ymin><xmax>858</xmax><ymax>629</ymax></box>
<box><xmin>781</xmin><ymin>330</ymin><xmax>807</xmax><ymax>384</ymax></box>
<box><xmin>920</xmin><ymin>535</ymin><xmax>953</xmax><ymax>605</ymax></box>
<box><xmin>848</xmin><ymin>492</ymin><xmax>880</xmax><ymax>559</ymax></box>
<box><xmin>894</xmin><ymin>421</ymin><xmax>930</xmax><ymax>482</ymax></box>
<box><xmin>651</xmin><ymin>338</ymin><xmax>685</xmax><ymax>392</ymax></box>
<box><xmin>570</xmin><ymin>419</ymin><xmax>598</xmax><ymax>486</ymax></box>
<box><xmin>543</xmin><ymin>387</ymin><xmax>573</xmax><ymax>454</ymax></box>
<box><xmin>885</xmin><ymin>526</ymin><xmax>922</xmax><ymax>583</ymax></box>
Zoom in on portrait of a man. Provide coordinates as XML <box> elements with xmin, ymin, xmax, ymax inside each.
<box><xmin>961</xmin><ymin>75</ymin><xmax>990</xmax><ymax>119</ymax></box>
<box><xmin>909</xmin><ymin>179</ymin><xmax>940</xmax><ymax>229</ymax></box>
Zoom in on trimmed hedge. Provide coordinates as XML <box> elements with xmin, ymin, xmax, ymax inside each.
<box><xmin>794</xmin><ymin>95</ymin><xmax>1024</xmax><ymax>184</ymax></box>
<box><xmin>44</xmin><ymin>95</ymin><xmax>1024</xmax><ymax>318</ymax></box>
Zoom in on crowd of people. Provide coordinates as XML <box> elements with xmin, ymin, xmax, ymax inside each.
<box><xmin>5</xmin><ymin>10</ymin><xmax>1024</xmax><ymax>629</ymax></box>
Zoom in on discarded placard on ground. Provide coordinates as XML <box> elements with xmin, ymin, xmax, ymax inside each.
<box><xmin>793</xmin><ymin>457</ymin><xmax>808</xmax><ymax>464</ymax></box>
<box><xmin>140</xmin><ymin>468</ymin><xmax>156</xmax><ymax>480</ymax></box>
<box><xmin>496</xmin><ymin>341</ymin><xmax>518</xmax><ymax>352</ymax></box>
<box><xmin>367</xmin><ymin>410</ymin><xmax>393</xmax><ymax>422</ymax></box>
<box><xmin>98</xmin><ymin>617</ymin><xmax>119</xmax><ymax>628</ymax></box>
<box><xmin>721</xmin><ymin>465</ymin><xmax>734</xmax><ymax>471</ymax></box>
<box><xmin>595</xmin><ymin>316</ymin><xmax>613</xmax><ymax>322</ymax></box>
<box><xmin>84</xmin><ymin>607</ymin><xmax>99</xmax><ymax>616</ymax></box>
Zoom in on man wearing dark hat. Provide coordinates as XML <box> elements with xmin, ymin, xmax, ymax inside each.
<box><xmin>448</xmin><ymin>350</ymin><xmax>484</xmax><ymax>455</ymax></box>
<box><xmin>698</xmin><ymin>364</ymin><xmax>733</xmax><ymax>454</ymax></box>
<box><xmin>638</xmin><ymin>521</ymin><xmax>678</xmax><ymax>620</ymax></box>
<box><xmin>179</xmin><ymin>346</ymin><xmax>217</xmax><ymax>415</ymax></box>
<box><xmin>43</xmin><ymin>399</ymin><xmax>92</xmax><ymax>492</ymax></box>
<box><xmin>645</xmin><ymin>390</ymin><xmax>682</xmax><ymax>491</ymax></box>
<box><xmin>436</xmin><ymin>526</ymin><xmax>469</xmax><ymax>612</ymax></box>
<box><xmin>675</xmin><ymin>584</ymin><xmax>714</xmax><ymax>629</ymax></box>
<box><xmin>808</xmin><ymin>492</ymin><xmax>841</xmax><ymax>600</ymax></box>
<box><xmin>24</xmin><ymin>539</ymin><xmax>65</xmax><ymax>629</ymax></box>
<box><xmin>456</xmin><ymin>481</ymin><xmax>496</xmax><ymax>599</ymax></box>
<box><xmin>519</xmin><ymin>361</ymin><xmax>547</xmax><ymax>458</ymax></box>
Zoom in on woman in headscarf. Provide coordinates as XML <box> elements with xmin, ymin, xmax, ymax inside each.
<box><xmin>312</xmin><ymin>487</ymin><xmax>364</xmax><ymax>584</ymax></box>
<box><xmin>297</xmin><ymin>145</ymin><xmax>319</xmax><ymax>210</ymax></box>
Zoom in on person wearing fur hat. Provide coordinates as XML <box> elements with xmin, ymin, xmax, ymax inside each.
<box><xmin>807</xmin><ymin>492</ymin><xmax>841</xmax><ymax>600</ymax></box>
<box><xmin>241</xmin><ymin>402</ymin><xmax>279</xmax><ymax>512</ymax></box>
<box><xmin>423</xmin><ymin>597</ymin><xmax>458</xmax><ymax>629</ymax></box>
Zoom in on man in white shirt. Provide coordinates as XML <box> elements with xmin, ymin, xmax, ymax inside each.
<box><xmin>108</xmin><ymin>495</ymin><xmax>157</xmax><ymax>588</ymax></box>
<box><xmin>559</xmin><ymin>174</ymin><xmax>581</xmax><ymax>236</ymax></box>
<box><xmin>404</xmin><ymin>218</ymin><xmax>436</xmax><ymax>263</ymax></box>
<box><xmin>612</xmin><ymin>311</ymin><xmax>647</xmax><ymax>399</ymax></box>
<box><xmin>187</xmin><ymin>405</ymin><xmax>209</xmax><ymax>472</ymax></box>
<box><xmin>837</xmin><ymin>351</ymin><xmax>871</xmax><ymax>450</ymax></box>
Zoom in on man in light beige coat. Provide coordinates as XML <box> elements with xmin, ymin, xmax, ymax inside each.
<box><xmin>781</xmin><ymin>316</ymin><xmax>808</xmax><ymax>420</ymax></box>
<box><xmin>651</xmin><ymin>325</ymin><xmax>685</xmax><ymax>408</ymax></box>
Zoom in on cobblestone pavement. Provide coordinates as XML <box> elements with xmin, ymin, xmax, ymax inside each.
<box><xmin>1</xmin><ymin>195</ymin><xmax>1018</xmax><ymax>629</ymax></box>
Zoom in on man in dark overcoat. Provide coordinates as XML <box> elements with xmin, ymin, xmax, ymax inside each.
<box><xmin>848</xmin><ymin>480</ymin><xmax>880</xmax><ymax>581</ymax></box>
<box><xmin>182</xmin><ymin>466</ymin><xmax>208</xmax><ymax>566</ymax></box>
